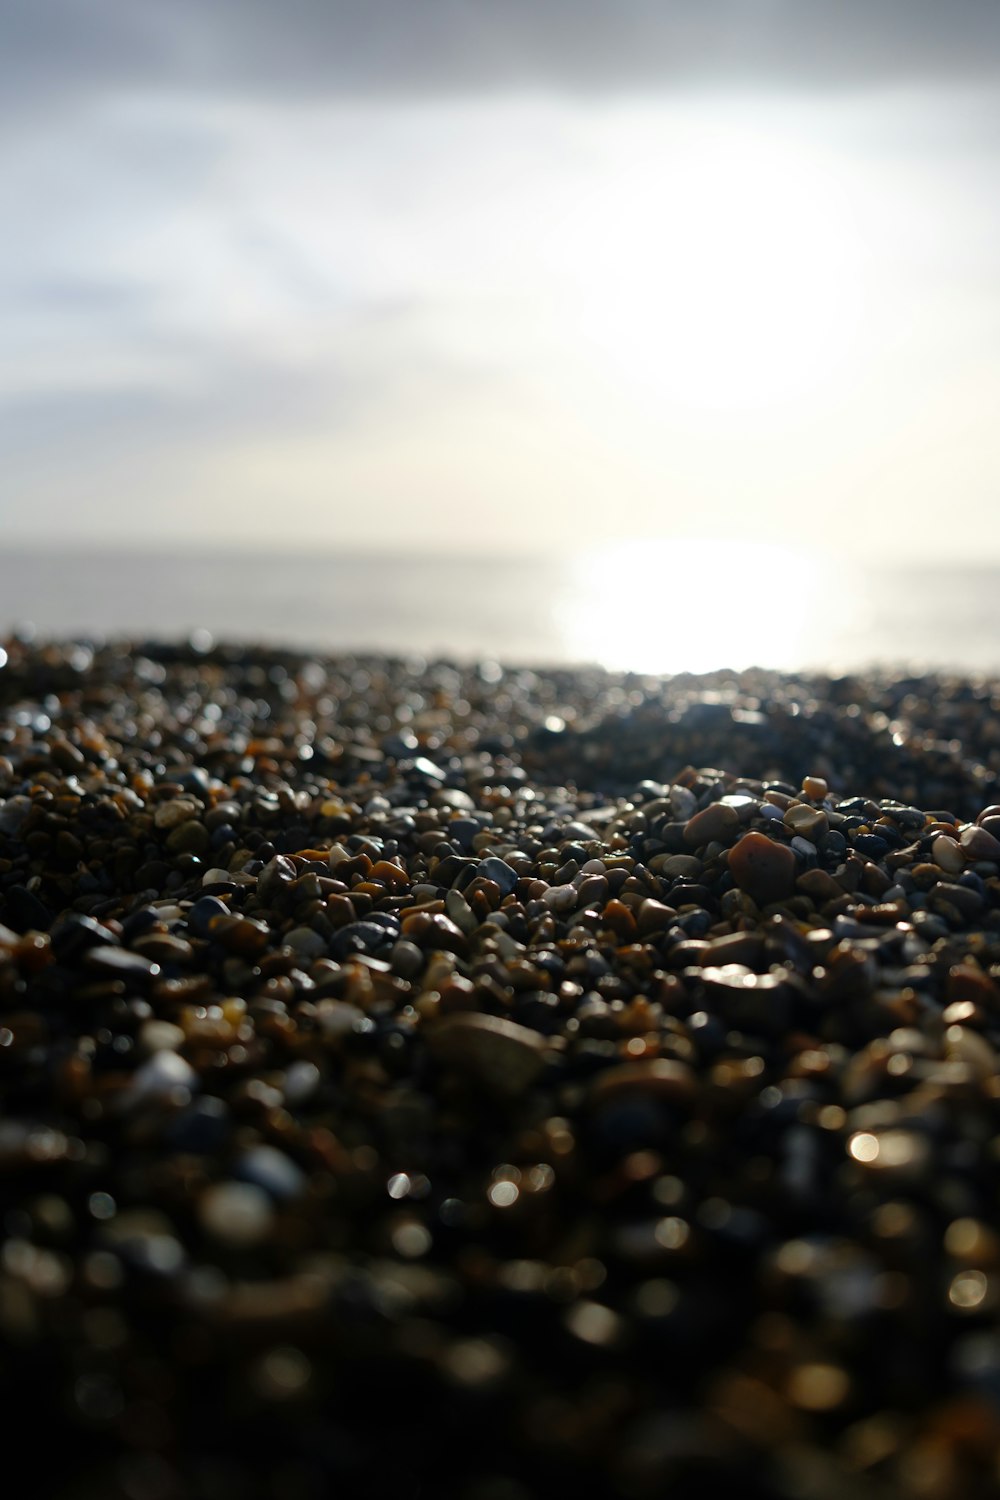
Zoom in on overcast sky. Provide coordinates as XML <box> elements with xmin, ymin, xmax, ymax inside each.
<box><xmin>3</xmin><ymin>1</ymin><xmax>1000</xmax><ymax>557</ymax></box>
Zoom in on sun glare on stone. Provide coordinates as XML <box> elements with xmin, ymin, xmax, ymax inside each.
<box><xmin>554</xmin><ymin>538</ymin><xmax>834</xmax><ymax>674</ymax></box>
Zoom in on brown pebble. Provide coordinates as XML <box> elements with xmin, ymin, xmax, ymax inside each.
<box><xmin>961</xmin><ymin>825</ymin><xmax>1000</xmax><ymax>861</ymax></box>
<box><xmin>50</xmin><ymin>738</ymin><xmax>85</xmax><ymax>771</ymax></box>
<box><xmin>783</xmin><ymin>803</ymin><xmax>829</xmax><ymax>842</ymax></box>
<box><xmin>701</xmin><ymin>931</ymin><xmax>767</xmax><ymax>968</ymax></box>
<box><xmin>601</xmin><ymin>900</ymin><xmax>637</xmax><ymax>942</ymax></box>
<box><xmin>948</xmin><ymin>964</ymin><xmax>1000</xmax><ymax>1009</ymax></box>
<box><xmin>212</xmin><ymin>916</ymin><xmax>272</xmax><ymax>957</ymax></box>
<box><xmin>796</xmin><ymin>869</ymin><xmax>845</xmax><ymax>903</ymax></box>
<box><xmin>683</xmin><ymin>803</ymin><xmax>741</xmax><ymax>848</ymax></box>
<box><xmin>728</xmin><ymin>832</ymin><xmax>797</xmax><ymax>906</ymax></box>
<box><xmin>425</xmin><ymin>1012</ymin><xmax>547</xmax><ymax>1096</ymax></box>
<box><xmin>154</xmin><ymin>798</ymin><xmax>200</xmax><ymax>830</ymax></box>
<box><xmin>635</xmin><ymin>899</ymin><xmax>679</xmax><ymax>937</ymax></box>
<box><xmin>589</xmin><ymin>1058</ymin><xmax>696</xmax><ymax>1108</ymax></box>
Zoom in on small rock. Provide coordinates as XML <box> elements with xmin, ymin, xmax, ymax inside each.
<box><xmin>683</xmin><ymin>803</ymin><xmax>741</xmax><ymax>848</ymax></box>
<box><xmin>589</xmin><ymin>1058</ymin><xmax>695</xmax><ymax>1108</ymax></box>
<box><xmin>284</xmin><ymin>925</ymin><xmax>327</xmax><ymax>960</ymax></box>
<box><xmin>728</xmin><ymin>831</ymin><xmax>797</xmax><ymax>906</ymax></box>
<box><xmin>478</xmin><ymin>857</ymin><xmax>518</xmax><ymax>897</ymax></box>
<box><xmin>283</xmin><ymin>1060</ymin><xmax>321</xmax><ymax>1105</ymax></box>
<box><xmin>542</xmin><ymin>883</ymin><xmax>577</xmax><ymax>912</ymax></box>
<box><xmin>658</xmin><ymin>854</ymin><xmax>703</xmax><ymax>879</ymax></box>
<box><xmin>932</xmin><ymin>835</ymin><xmax>964</xmax><ymax>874</ymax></box>
<box><xmin>234</xmin><ymin>1145</ymin><xmax>306</xmax><ymax>1201</ymax></box>
<box><xmin>138</xmin><ymin>1020</ymin><xmax>186</xmax><ymax>1055</ymax></box>
<box><xmin>154</xmin><ymin>798</ymin><xmax>200</xmax><ymax>830</ymax></box>
<box><xmin>668</xmin><ymin>786</ymin><xmax>697</xmax><ymax>820</ymax></box>
<box><xmin>199</xmin><ymin>1182</ymin><xmax>273</xmax><ymax>1246</ymax></box>
<box><xmin>425</xmin><ymin>1013</ymin><xmax>547</xmax><ymax>1096</ymax></box>
<box><xmin>783</xmin><ymin>803</ymin><xmax>829</xmax><ymax>842</ymax></box>
<box><xmin>124</xmin><ymin>1049</ymin><xmax>197</xmax><ymax>1107</ymax></box>
<box><xmin>961</xmin><ymin>825</ymin><xmax>1000</xmax><ymax>861</ymax></box>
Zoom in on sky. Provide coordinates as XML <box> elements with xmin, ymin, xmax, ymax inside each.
<box><xmin>3</xmin><ymin>1</ymin><xmax>1000</xmax><ymax>560</ymax></box>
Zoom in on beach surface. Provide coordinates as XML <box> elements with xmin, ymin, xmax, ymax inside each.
<box><xmin>4</xmin><ymin>639</ymin><xmax>1000</xmax><ymax>1498</ymax></box>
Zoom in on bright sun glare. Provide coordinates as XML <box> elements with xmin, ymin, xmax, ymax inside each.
<box><xmin>549</xmin><ymin>112</ymin><xmax>863</xmax><ymax>413</ymax></box>
<box><xmin>556</xmin><ymin>538</ymin><xmax>848</xmax><ymax>674</ymax></box>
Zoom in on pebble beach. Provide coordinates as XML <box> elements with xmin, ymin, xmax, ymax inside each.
<box><xmin>6</xmin><ymin>638</ymin><xmax>1000</xmax><ymax>1498</ymax></box>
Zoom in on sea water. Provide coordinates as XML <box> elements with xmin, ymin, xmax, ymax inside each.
<box><xmin>1</xmin><ymin>545</ymin><xmax>998</xmax><ymax>676</ymax></box>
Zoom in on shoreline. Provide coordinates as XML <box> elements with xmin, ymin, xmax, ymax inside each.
<box><xmin>4</xmin><ymin>640</ymin><xmax>1000</xmax><ymax>1497</ymax></box>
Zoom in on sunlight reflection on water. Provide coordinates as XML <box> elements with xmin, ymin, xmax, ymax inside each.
<box><xmin>1</xmin><ymin>544</ymin><xmax>998</xmax><ymax>674</ymax></box>
<box><xmin>553</xmin><ymin>539</ymin><xmax>871</xmax><ymax>674</ymax></box>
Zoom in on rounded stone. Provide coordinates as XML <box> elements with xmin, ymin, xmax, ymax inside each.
<box><xmin>961</xmin><ymin>825</ymin><xmax>1000</xmax><ymax>861</ymax></box>
<box><xmin>425</xmin><ymin>1012</ymin><xmax>547</xmax><ymax>1096</ymax></box>
<box><xmin>783</xmin><ymin>803</ymin><xmax>829</xmax><ymax>842</ymax></box>
<box><xmin>727</xmin><ymin>831</ymin><xmax>797</xmax><ymax>906</ymax></box>
<box><xmin>199</xmin><ymin>1181</ymin><xmax>273</xmax><ymax>1246</ymax></box>
<box><xmin>932</xmin><ymin>835</ymin><xmax>964</xmax><ymax>874</ymax></box>
<box><xmin>682</xmin><ymin>803</ymin><xmax>740</xmax><ymax>848</ymax></box>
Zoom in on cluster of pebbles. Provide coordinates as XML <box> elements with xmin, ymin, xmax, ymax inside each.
<box><xmin>5</xmin><ymin>638</ymin><xmax>1000</xmax><ymax>1498</ymax></box>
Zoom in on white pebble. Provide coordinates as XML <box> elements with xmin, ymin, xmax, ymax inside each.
<box><xmin>932</xmin><ymin>835</ymin><xmax>964</xmax><ymax>874</ymax></box>
<box><xmin>542</xmin><ymin>884</ymin><xmax>577</xmax><ymax>912</ymax></box>
<box><xmin>668</xmin><ymin>786</ymin><xmax>697</xmax><ymax>820</ymax></box>
<box><xmin>138</xmin><ymin>1020</ymin><xmax>185</xmax><ymax>1056</ymax></box>
<box><xmin>124</xmin><ymin>1050</ymin><xmax>197</xmax><ymax>1106</ymax></box>
<box><xmin>283</xmin><ymin>1060</ymin><xmax>320</xmax><ymax>1105</ymax></box>
<box><xmin>199</xmin><ymin>1182</ymin><xmax>273</xmax><ymax>1246</ymax></box>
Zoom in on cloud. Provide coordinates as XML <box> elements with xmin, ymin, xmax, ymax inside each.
<box><xmin>3</xmin><ymin>4</ymin><xmax>1000</xmax><ymax>559</ymax></box>
<box><xmin>5</xmin><ymin>0</ymin><xmax>1000</xmax><ymax>123</ymax></box>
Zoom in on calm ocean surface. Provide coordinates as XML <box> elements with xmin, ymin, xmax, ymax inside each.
<box><xmin>2</xmin><ymin>546</ymin><xmax>999</xmax><ymax>676</ymax></box>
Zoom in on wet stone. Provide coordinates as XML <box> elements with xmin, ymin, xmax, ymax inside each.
<box><xmin>478</xmin><ymin>856</ymin><xmax>518</xmax><ymax>896</ymax></box>
<box><xmin>683</xmin><ymin>803</ymin><xmax>741</xmax><ymax>847</ymax></box>
<box><xmin>728</xmin><ymin>830</ymin><xmax>797</xmax><ymax>906</ymax></box>
<box><xmin>783</xmin><ymin>803</ymin><xmax>829</xmax><ymax>841</ymax></box>
<box><xmin>188</xmin><ymin>895</ymin><xmax>230</xmax><ymax>936</ymax></box>
<box><xmin>932</xmin><ymin>835</ymin><xmax>965</xmax><ymax>874</ymax></box>
<box><xmin>961</xmin><ymin>824</ymin><xmax>1000</xmax><ymax>861</ymax></box>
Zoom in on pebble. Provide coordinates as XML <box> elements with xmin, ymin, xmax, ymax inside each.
<box><xmin>727</xmin><ymin>830</ymin><xmax>797</xmax><ymax>905</ymax></box>
<box><xmin>123</xmin><ymin>1049</ymin><xmax>197</xmax><ymax>1107</ymax></box>
<box><xmin>198</xmin><ymin>1182</ymin><xmax>273</xmax><ymax>1246</ymax></box>
<box><xmin>234</xmin><ymin>1145</ymin><xmax>306</xmax><ymax>1201</ymax></box>
<box><xmin>932</xmin><ymin>834</ymin><xmax>965</xmax><ymax>874</ymax></box>
<box><xmin>542</xmin><ymin>882</ymin><xmax>577</xmax><ymax>912</ymax></box>
<box><xmin>425</xmin><ymin>1012</ymin><xmax>547</xmax><ymax>1096</ymax></box>
<box><xmin>783</xmin><ymin>802</ymin><xmax>828</xmax><ymax>841</ymax></box>
<box><xmin>283</xmin><ymin>925</ymin><xmax>327</xmax><ymax>960</ymax></box>
<box><xmin>5</xmin><ymin>640</ymin><xmax>1000</xmax><ymax>1498</ymax></box>
<box><xmin>961</xmin><ymin>824</ymin><xmax>1000</xmax><ymax>861</ymax></box>
<box><xmin>683</xmin><ymin>802</ymin><xmax>741</xmax><ymax>847</ymax></box>
<box><xmin>669</xmin><ymin>785</ymin><xmax>697</xmax><ymax>819</ymax></box>
<box><xmin>138</xmin><ymin>1020</ymin><xmax>185</xmax><ymax>1055</ymax></box>
<box><xmin>478</xmin><ymin>856</ymin><xmax>518</xmax><ymax>896</ymax></box>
